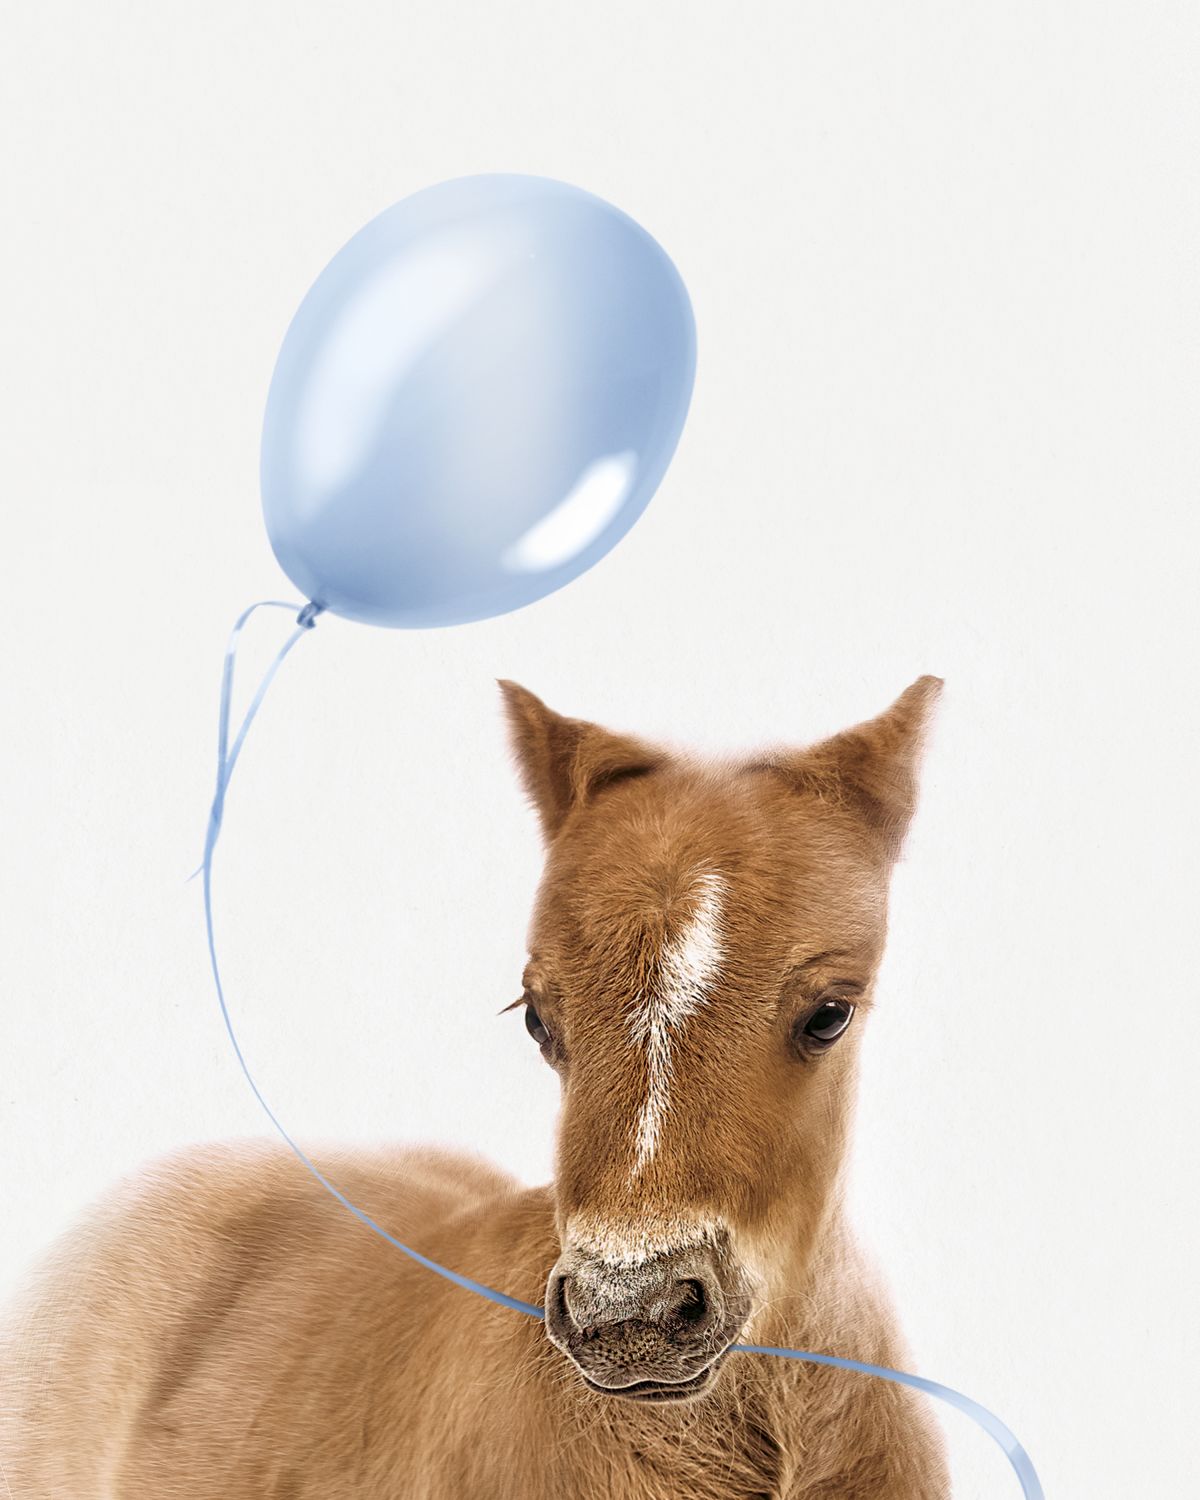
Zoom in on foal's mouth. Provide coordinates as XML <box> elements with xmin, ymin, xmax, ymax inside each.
<box><xmin>577</xmin><ymin>1351</ymin><xmax>728</xmax><ymax>1404</ymax></box>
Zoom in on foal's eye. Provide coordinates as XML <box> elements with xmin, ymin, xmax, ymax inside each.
<box><xmin>796</xmin><ymin>999</ymin><xmax>856</xmax><ymax>1052</ymax></box>
<box><xmin>524</xmin><ymin>1005</ymin><xmax>553</xmax><ymax>1048</ymax></box>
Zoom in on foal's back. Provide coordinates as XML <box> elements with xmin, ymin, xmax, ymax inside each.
<box><xmin>0</xmin><ymin>1141</ymin><xmax>549</xmax><ymax>1499</ymax></box>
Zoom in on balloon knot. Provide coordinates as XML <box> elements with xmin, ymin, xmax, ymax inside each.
<box><xmin>297</xmin><ymin>602</ymin><xmax>325</xmax><ymax>630</ymax></box>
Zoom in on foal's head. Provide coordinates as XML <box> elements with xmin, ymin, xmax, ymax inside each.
<box><xmin>500</xmin><ymin>678</ymin><xmax>941</xmax><ymax>1405</ymax></box>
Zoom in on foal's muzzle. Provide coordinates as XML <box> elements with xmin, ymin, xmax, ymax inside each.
<box><xmin>544</xmin><ymin>1240</ymin><xmax>751</xmax><ymax>1403</ymax></box>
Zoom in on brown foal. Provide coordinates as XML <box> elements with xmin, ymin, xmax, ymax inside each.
<box><xmin>1</xmin><ymin>677</ymin><xmax>950</xmax><ymax>1498</ymax></box>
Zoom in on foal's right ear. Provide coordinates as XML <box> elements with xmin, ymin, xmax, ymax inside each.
<box><xmin>497</xmin><ymin>681</ymin><xmax>663</xmax><ymax>842</ymax></box>
<box><xmin>754</xmin><ymin>676</ymin><xmax>944</xmax><ymax>859</ymax></box>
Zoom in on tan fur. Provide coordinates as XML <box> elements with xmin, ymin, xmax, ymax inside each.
<box><xmin>1</xmin><ymin>680</ymin><xmax>950</xmax><ymax>1498</ymax></box>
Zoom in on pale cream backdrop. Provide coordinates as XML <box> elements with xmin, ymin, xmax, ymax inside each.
<box><xmin>2</xmin><ymin>4</ymin><xmax>1198</xmax><ymax>1496</ymax></box>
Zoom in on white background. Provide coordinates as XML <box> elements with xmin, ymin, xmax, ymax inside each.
<box><xmin>2</xmin><ymin>4</ymin><xmax>1198</xmax><ymax>1496</ymax></box>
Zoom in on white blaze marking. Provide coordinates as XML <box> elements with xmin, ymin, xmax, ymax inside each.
<box><xmin>628</xmin><ymin>871</ymin><xmax>726</xmax><ymax>1176</ymax></box>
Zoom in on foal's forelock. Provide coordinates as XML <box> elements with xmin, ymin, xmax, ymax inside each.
<box><xmin>626</xmin><ymin>869</ymin><xmax>727</xmax><ymax>1179</ymax></box>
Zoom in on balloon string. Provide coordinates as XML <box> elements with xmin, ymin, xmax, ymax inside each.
<box><xmin>200</xmin><ymin>599</ymin><xmax>544</xmax><ymax>1318</ymax></box>
<box><xmin>199</xmin><ymin>601</ymin><xmax>1044</xmax><ymax>1500</ymax></box>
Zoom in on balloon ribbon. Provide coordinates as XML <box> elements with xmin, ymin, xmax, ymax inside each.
<box><xmin>199</xmin><ymin>600</ymin><xmax>1044</xmax><ymax>1500</ymax></box>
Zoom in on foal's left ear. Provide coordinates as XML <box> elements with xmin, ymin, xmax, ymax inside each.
<box><xmin>497</xmin><ymin>681</ymin><xmax>664</xmax><ymax>843</ymax></box>
<box><xmin>764</xmin><ymin>677</ymin><xmax>944</xmax><ymax>857</ymax></box>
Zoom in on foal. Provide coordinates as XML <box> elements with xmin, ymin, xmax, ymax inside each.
<box><xmin>1</xmin><ymin>679</ymin><xmax>950</xmax><ymax>1499</ymax></box>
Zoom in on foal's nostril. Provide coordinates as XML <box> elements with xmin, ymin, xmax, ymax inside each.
<box><xmin>669</xmin><ymin>1277</ymin><xmax>709</xmax><ymax>1325</ymax></box>
<box><xmin>557</xmin><ymin>1273</ymin><xmax>608</xmax><ymax>1338</ymax></box>
<box><xmin>560</xmin><ymin>1278</ymin><xmax>590</xmax><ymax>1334</ymax></box>
<box><xmin>554</xmin><ymin>1274</ymin><xmax>581</xmax><ymax>1330</ymax></box>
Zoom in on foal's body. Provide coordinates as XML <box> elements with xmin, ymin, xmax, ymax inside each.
<box><xmin>2</xmin><ymin>1144</ymin><xmax>943</xmax><ymax>1498</ymax></box>
<box><xmin>2</xmin><ymin>679</ymin><xmax>951</xmax><ymax>1496</ymax></box>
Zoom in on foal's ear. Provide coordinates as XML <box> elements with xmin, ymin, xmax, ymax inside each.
<box><xmin>764</xmin><ymin>676</ymin><xmax>944</xmax><ymax>856</ymax></box>
<box><xmin>497</xmin><ymin>681</ymin><xmax>663</xmax><ymax>842</ymax></box>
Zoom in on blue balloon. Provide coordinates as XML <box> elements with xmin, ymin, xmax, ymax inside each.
<box><xmin>260</xmin><ymin>174</ymin><xmax>696</xmax><ymax>629</ymax></box>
